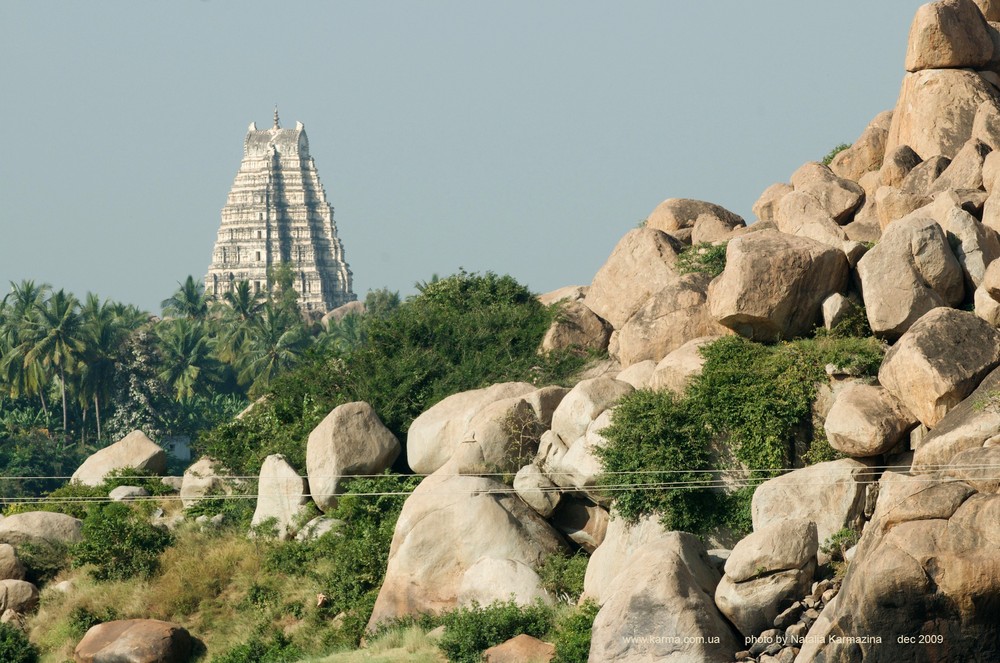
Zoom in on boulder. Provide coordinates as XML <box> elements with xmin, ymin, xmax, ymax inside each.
<box><xmin>825</xmin><ymin>384</ymin><xmax>918</xmax><ymax>457</ymax></box>
<box><xmin>911</xmin><ymin>365</ymin><xmax>1000</xmax><ymax>471</ymax></box>
<box><xmin>830</xmin><ymin>113</ymin><xmax>892</xmax><ymax>182</ymax></box>
<box><xmin>614</xmin><ymin>272</ymin><xmax>729</xmax><ymax>367</ymax></box>
<box><xmin>0</xmin><ymin>544</ymin><xmax>25</xmax><ymax>581</ymax></box>
<box><xmin>250</xmin><ymin>454</ymin><xmax>309</xmax><ymax>540</ymax></box>
<box><xmin>550</xmin><ymin>378</ymin><xmax>633</xmax><ymax>446</ymax></box>
<box><xmin>583</xmin><ymin>515</ymin><xmax>672</xmax><ymax>604</ymax></box>
<box><xmin>71</xmin><ymin>430</ymin><xmax>166</xmax><ymax>487</ymax></box>
<box><xmin>454</xmin><ymin>398</ymin><xmax>544</xmax><ymax>474</ymax></box>
<box><xmin>545</xmin><ymin>410</ymin><xmax>616</xmax><ymax>501</ymax></box>
<box><xmin>613</xmin><ymin>360</ymin><xmax>656</xmax><ymax>390</ymax></box>
<box><xmin>724</xmin><ymin>519</ymin><xmax>818</xmax><ymax>584</ymax></box>
<box><xmin>583</xmin><ymin>228</ymin><xmax>685</xmax><ymax>329</ymax></box>
<box><xmin>306</xmin><ymin>401</ymin><xmax>400</xmax><ymax>512</ymax></box>
<box><xmin>985</xmin><ymin>145</ymin><xmax>1000</xmax><ymax>195</ymax></box>
<box><xmin>928</xmin><ymin>138</ymin><xmax>992</xmax><ymax>195</ymax></box>
<box><xmin>753</xmin><ymin>183</ymin><xmax>793</xmax><ymax>222</ymax></box>
<box><xmin>978</xmin><ymin>0</ymin><xmax>1000</xmax><ymax>21</ymax></box>
<box><xmin>879</xmin><ymin>307</ymin><xmax>1000</xmax><ymax>427</ymax></box>
<box><xmin>366</xmin><ymin>468</ymin><xmax>566</xmax><ymax>628</ymax></box>
<box><xmin>886</xmin><ymin>69</ymin><xmax>1000</xmax><ymax>160</ymax></box>
<box><xmin>540</xmin><ymin>300</ymin><xmax>612</xmax><ymax>354</ymax></box>
<box><xmin>295</xmin><ymin>516</ymin><xmax>344</xmax><ymax>542</ymax></box>
<box><xmin>0</xmin><ymin>579</ymin><xmax>37</xmax><ymax>614</ymax></box>
<box><xmin>73</xmin><ymin>619</ymin><xmax>193</xmax><ymax>663</ymax></box>
<box><xmin>790</xmin><ymin>162</ymin><xmax>865</xmax><ymax>223</ymax></box>
<box><xmin>180</xmin><ymin>457</ymin><xmax>229</xmax><ymax>509</ymax></box>
<box><xmin>751</xmin><ymin>459</ymin><xmax>876</xmax><ymax>559</ymax></box>
<box><xmin>874</xmin><ymin>186</ymin><xmax>932</xmax><ymax>229</ymax></box>
<box><xmin>513</xmin><ymin>463</ymin><xmax>561</xmax><ymax>518</ymax></box>
<box><xmin>645</xmin><ymin>198</ymin><xmax>745</xmax><ymax>244</ymax></box>
<box><xmin>975</xmin><ymin>280</ymin><xmax>1000</xmax><ymax>325</ymax></box>
<box><xmin>483</xmin><ymin>634</ymin><xmax>555</xmax><ymax>663</ymax></box>
<box><xmin>321</xmin><ymin>300</ymin><xmax>365</xmax><ymax>328</ymax></box>
<box><xmin>522</xmin><ymin>386</ymin><xmax>570</xmax><ymax>428</ymax></box>
<box><xmin>774</xmin><ymin>190</ymin><xmax>857</xmax><ymax>254</ymax></box>
<box><xmin>108</xmin><ymin>486</ymin><xmax>149</xmax><ymax>502</ymax></box>
<box><xmin>878</xmin><ymin>145</ymin><xmax>923</xmax><ymax>189</ymax></box>
<box><xmin>803</xmin><ymin>483</ymin><xmax>1000</xmax><ymax>661</ymax></box>
<box><xmin>903</xmin><ymin>154</ymin><xmax>953</xmax><ymax>194</ymax></box>
<box><xmin>0</xmin><ymin>511</ymin><xmax>83</xmax><ymax>546</ymax></box>
<box><xmin>707</xmin><ymin>230</ymin><xmax>849</xmax><ymax>341</ymax></box>
<box><xmin>549</xmin><ymin>497</ymin><xmax>609</xmax><ymax>553</ymax></box>
<box><xmin>821</xmin><ymin>293</ymin><xmax>856</xmax><ymax>331</ymax></box>
<box><xmin>900</xmin><ymin>192</ymin><xmax>1000</xmax><ymax>290</ymax></box>
<box><xmin>856</xmin><ymin>216</ymin><xmax>964</xmax><ymax>339</ymax></box>
<box><xmin>942</xmin><ymin>445</ymin><xmax>1000</xmax><ymax>491</ymax></box>
<box><xmin>407</xmin><ymin>382</ymin><xmax>534</xmax><ymax>475</ymax></box>
<box><xmin>649</xmin><ymin>336</ymin><xmax>716</xmax><ymax>394</ymax></box>
<box><xmin>537</xmin><ymin>285</ymin><xmax>588</xmax><ymax>307</ymax></box>
<box><xmin>589</xmin><ymin>533</ymin><xmax>739</xmax><ymax>662</ymax></box>
<box><xmin>458</xmin><ymin>557</ymin><xmax>554</xmax><ymax>608</ymax></box>
<box><xmin>715</xmin><ymin>565</ymin><xmax>815</xmax><ymax>639</ymax></box>
<box><xmin>904</xmin><ymin>0</ymin><xmax>993</xmax><ymax>72</ymax></box>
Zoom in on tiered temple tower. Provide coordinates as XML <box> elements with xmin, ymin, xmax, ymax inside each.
<box><xmin>205</xmin><ymin>109</ymin><xmax>355</xmax><ymax>313</ymax></box>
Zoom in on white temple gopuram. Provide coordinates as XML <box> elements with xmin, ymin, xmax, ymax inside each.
<box><xmin>205</xmin><ymin>108</ymin><xmax>355</xmax><ymax>313</ymax></box>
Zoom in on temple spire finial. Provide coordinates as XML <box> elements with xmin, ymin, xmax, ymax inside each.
<box><xmin>273</xmin><ymin>105</ymin><xmax>280</xmax><ymax>129</ymax></box>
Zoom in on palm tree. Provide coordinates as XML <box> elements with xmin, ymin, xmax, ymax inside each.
<box><xmin>160</xmin><ymin>276</ymin><xmax>209</xmax><ymax>320</ymax></box>
<box><xmin>214</xmin><ymin>280</ymin><xmax>263</xmax><ymax>365</ymax></box>
<box><xmin>238</xmin><ymin>303</ymin><xmax>311</xmax><ymax>396</ymax></box>
<box><xmin>23</xmin><ymin>289</ymin><xmax>84</xmax><ymax>433</ymax></box>
<box><xmin>0</xmin><ymin>280</ymin><xmax>53</xmax><ymax>417</ymax></box>
<box><xmin>154</xmin><ymin>318</ymin><xmax>222</xmax><ymax>402</ymax></box>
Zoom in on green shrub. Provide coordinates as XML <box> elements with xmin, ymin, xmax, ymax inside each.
<box><xmin>73</xmin><ymin>502</ymin><xmax>173</xmax><ymax>581</ymax></box>
<box><xmin>821</xmin><ymin>143</ymin><xmax>851</xmax><ymax>165</ymax></box>
<box><xmin>539</xmin><ymin>552</ymin><xmax>589</xmax><ymax>603</ymax></box>
<box><xmin>16</xmin><ymin>540</ymin><xmax>71</xmax><ymax>586</ymax></box>
<box><xmin>676</xmin><ymin>242</ymin><xmax>727</xmax><ymax>277</ymax></box>
<box><xmin>0</xmin><ymin>622</ymin><xmax>39</xmax><ymax>663</ymax></box>
<box><xmin>210</xmin><ymin>630</ymin><xmax>302</xmax><ymax>663</ymax></box>
<box><xmin>820</xmin><ymin>527</ymin><xmax>861</xmax><ymax>562</ymax></box>
<box><xmin>598</xmin><ymin>334</ymin><xmax>885</xmax><ymax>534</ymax></box>
<box><xmin>67</xmin><ymin>605</ymin><xmax>120</xmax><ymax>636</ymax></box>
<box><xmin>438</xmin><ymin>599</ymin><xmax>554</xmax><ymax>663</ymax></box>
<box><xmin>552</xmin><ymin>599</ymin><xmax>600</xmax><ymax>663</ymax></box>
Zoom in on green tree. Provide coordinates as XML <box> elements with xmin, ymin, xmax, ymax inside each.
<box><xmin>23</xmin><ymin>289</ymin><xmax>84</xmax><ymax>433</ymax></box>
<box><xmin>160</xmin><ymin>276</ymin><xmax>209</xmax><ymax>320</ymax></box>
<box><xmin>0</xmin><ymin>280</ymin><xmax>52</xmax><ymax>417</ymax></box>
<box><xmin>237</xmin><ymin>304</ymin><xmax>311</xmax><ymax>397</ymax></box>
<box><xmin>213</xmin><ymin>280</ymin><xmax>263</xmax><ymax>365</ymax></box>
<box><xmin>155</xmin><ymin>318</ymin><xmax>223</xmax><ymax>402</ymax></box>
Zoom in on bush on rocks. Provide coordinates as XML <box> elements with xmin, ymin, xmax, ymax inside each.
<box><xmin>0</xmin><ymin>622</ymin><xmax>38</xmax><ymax>663</ymax></box>
<box><xmin>438</xmin><ymin>598</ymin><xmax>553</xmax><ymax>663</ymax></box>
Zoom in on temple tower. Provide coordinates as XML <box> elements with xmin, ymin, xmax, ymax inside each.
<box><xmin>205</xmin><ymin>109</ymin><xmax>355</xmax><ymax>313</ymax></box>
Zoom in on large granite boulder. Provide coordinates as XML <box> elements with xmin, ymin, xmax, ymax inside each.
<box><xmin>886</xmin><ymin>69</ymin><xmax>1000</xmax><ymax>160</ymax></box>
<box><xmin>752</xmin><ymin>183</ymin><xmax>793</xmax><ymax>223</ymax></box>
<box><xmin>800</xmin><ymin>475</ymin><xmax>1000</xmax><ymax>662</ymax></box>
<box><xmin>614</xmin><ymin>272</ymin><xmax>728</xmax><ymax>367</ymax></box>
<box><xmin>751</xmin><ymin>459</ymin><xmax>876</xmax><ymax>559</ymax></box>
<box><xmin>912</xmin><ymin>365</ymin><xmax>1000</xmax><ymax>471</ymax></box>
<box><xmin>856</xmin><ymin>216</ymin><xmax>964</xmax><ymax>339</ymax></box>
<box><xmin>904</xmin><ymin>0</ymin><xmax>993</xmax><ymax>72</ymax></box>
<box><xmin>928</xmin><ymin>137</ymin><xmax>992</xmax><ymax>193</ymax></box>
<box><xmin>452</xmin><ymin>397</ymin><xmax>544</xmax><ymax>474</ymax></box>
<box><xmin>0</xmin><ymin>579</ymin><xmax>38</xmax><ymax>614</ymax></box>
<box><xmin>250</xmin><ymin>454</ymin><xmax>309</xmax><ymax>540</ymax></box>
<box><xmin>588</xmin><ymin>532</ymin><xmax>739</xmax><ymax>662</ymax></box>
<box><xmin>458</xmin><ymin>557</ymin><xmax>554</xmax><ymax>608</ymax></box>
<box><xmin>513</xmin><ymin>463</ymin><xmax>561</xmax><ymax>518</ymax></box>
<box><xmin>583</xmin><ymin>228</ymin><xmax>685</xmax><ymax>329</ymax></box>
<box><xmin>879</xmin><ymin>307</ymin><xmax>1000</xmax><ymax>428</ymax></box>
<box><xmin>306</xmin><ymin>401</ymin><xmax>400</xmax><ymax>512</ymax></box>
<box><xmin>179</xmin><ymin>457</ymin><xmax>229</xmax><ymax>509</ymax></box>
<box><xmin>366</xmin><ymin>467</ymin><xmax>566</xmax><ymax>629</ymax></box>
<box><xmin>406</xmin><ymin>382</ymin><xmax>535</xmax><ymax>475</ymax></box>
<box><xmin>0</xmin><ymin>544</ymin><xmax>25</xmax><ymax>581</ymax></box>
<box><xmin>789</xmin><ymin>162</ymin><xmax>866</xmax><ymax>223</ymax></box>
<box><xmin>830</xmin><ymin>112</ymin><xmax>892</xmax><ymax>183</ymax></box>
<box><xmin>549</xmin><ymin>497</ymin><xmax>609</xmax><ymax>553</ymax></box>
<box><xmin>825</xmin><ymin>384</ymin><xmax>919</xmax><ymax>457</ymax></box>
<box><xmin>549</xmin><ymin>377</ymin><xmax>633</xmax><ymax>445</ymax></box>
<box><xmin>483</xmin><ymin>635</ymin><xmax>555</xmax><ymax>663</ymax></box>
<box><xmin>645</xmin><ymin>198</ymin><xmax>745</xmax><ymax>244</ymax></box>
<box><xmin>715</xmin><ymin>519</ymin><xmax>818</xmax><ymax>637</ymax></box>
<box><xmin>0</xmin><ymin>511</ymin><xmax>83</xmax><ymax>546</ymax></box>
<box><xmin>543</xmin><ymin>410</ymin><xmax>616</xmax><ymax>502</ymax></box>
<box><xmin>74</xmin><ymin>619</ymin><xmax>193</xmax><ymax>663</ymax></box>
<box><xmin>540</xmin><ymin>300</ymin><xmax>612</xmax><ymax>354</ymax></box>
<box><xmin>71</xmin><ymin>430</ymin><xmax>166</xmax><ymax>487</ymax></box>
<box><xmin>583</xmin><ymin>515</ymin><xmax>671</xmax><ymax>604</ymax></box>
<box><xmin>649</xmin><ymin>336</ymin><xmax>716</xmax><ymax>395</ymax></box>
<box><xmin>773</xmin><ymin>191</ymin><xmax>857</xmax><ymax>255</ymax></box>
<box><xmin>878</xmin><ymin>144</ymin><xmax>923</xmax><ymax>189</ymax></box>
<box><xmin>707</xmin><ymin>230</ymin><xmax>849</xmax><ymax>341</ymax></box>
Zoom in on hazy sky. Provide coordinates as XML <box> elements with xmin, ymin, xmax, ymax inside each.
<box><xmin>0</xmin><ymin>1</ymin><xmax>924</xmax><ymax>314</ymax></box>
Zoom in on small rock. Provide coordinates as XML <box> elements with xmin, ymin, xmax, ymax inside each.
<box><xmin>773</xmin><ymin>602</ymin><xmax>804</xmax><ymax>629</ymax></box>
<box><xmin>822</xmin><ymin>588</ymin><xmax>838</xmax><ymax>604</ymax></box>
<box><xmin>108</xmin><ymin>486</ymin><xmax>150</xmax><ymax>502</ymax></box>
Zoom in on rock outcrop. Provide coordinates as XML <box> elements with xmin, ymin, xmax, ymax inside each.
<box><xmin>74</xmin><ymin>619</ymin><xmax>193</xmax><ymax>663</ymax></box>
<box><xmin>71</xmin><ymin>430</ymin><xmax>166</xmax><ymax>487</ymax></box>
<box><xmin>250</xmin><ymin>454</ymin><xmax>309</xmax><ymax>540</ymax></box>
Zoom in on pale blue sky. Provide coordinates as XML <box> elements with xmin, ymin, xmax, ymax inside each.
<box><xmin>0</xmin><ymin>1</ymin><xmax>923</xmax><ymax>313</ymax></box>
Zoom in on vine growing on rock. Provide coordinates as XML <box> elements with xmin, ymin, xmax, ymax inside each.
<box><xmin>598</xmin><ymin>333</ymin><xmax>884</xmax><ymax>534</ymax></box>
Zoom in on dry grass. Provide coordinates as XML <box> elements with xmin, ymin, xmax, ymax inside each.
<box><xmin>297</xmin><ymin>625</ymin><xmax>446</xmax><ymax>663</ymax></box>
<box><xmin>27</xmin><ymin>520</ymin><xmax>334</xmax><ymax>662</ymax></box>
